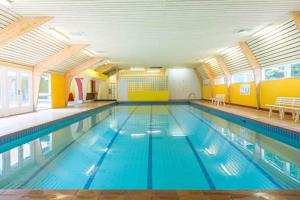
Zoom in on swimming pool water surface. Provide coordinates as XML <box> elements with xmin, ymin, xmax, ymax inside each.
<box><xmin>0</xmin><ymin>104</ymin><xmax>299</xmax><ymax>189</ymax></box>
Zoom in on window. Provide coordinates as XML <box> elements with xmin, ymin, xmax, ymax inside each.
<box><xmin>38</xmin><ymin>73</ymin><xmax>51</xmax><ymax>110</ymax></box>
<box><xmin>262</xmin><ymin>62</ymin><xmax>300</xmax><ymax>80</ymax></box>
<box><xmin>214</xmin><ymin>76</ymin><xmax>226</xmax><ymax>85</ymax></box>
<box><xmin>232</xmin><ymin>71</ymin><xmax>254</xmax><ymax>83</ymax></box>
<box><xmin>263</xmin><ymin>66</ymin><xmax>285</xmax><ymax>80</ymax></box>
<box><xmin>291</xmin><ymin>63</ymin><xmax>300</xmax><ymax>78</ymax></box>
<box><xmin>7</xmin><ymin>71</ymin><xmax>18</xmax><ymax>108</ymax></box>
<box><xmin>203</xmin><ymin>79</ymin><xmax>210</xmax><ymax>86</ymax></box>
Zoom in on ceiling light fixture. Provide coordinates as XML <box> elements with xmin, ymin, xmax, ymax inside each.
<box><xmin>0</xmin><ymin>0</ymin><xmax>11</xmax><ymax>6</ymax></box>
<box><xmin>130</xmin><ymin>67</ymin><xmax>145</xmax><ymax>71</ymax></box>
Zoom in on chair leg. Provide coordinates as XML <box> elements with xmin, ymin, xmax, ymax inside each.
<box><xmin>280</xmin><ymin>110</ymin><xmax>285</xmax><ymax>120</ymax></box>
<box><xmin>269</xmin><ymin>109</ymin><xmax>272</xmax><ymax>118</ymax></box>
<box><xmin>295</xmin><ymin>112</ymin><xmax>299</xmax><ymax>122</ymax></box>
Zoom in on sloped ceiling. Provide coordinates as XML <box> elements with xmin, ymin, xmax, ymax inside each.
<box><xmin>7</xmin><ymin>0</ymin><xmax>300</xmax><ymax>67</ymax></box>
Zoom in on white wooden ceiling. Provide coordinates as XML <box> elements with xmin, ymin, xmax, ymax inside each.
<box><xmin>8</xmin><ymin>0</ymin><xmax>300</xmax><ymax>67</ymax></box>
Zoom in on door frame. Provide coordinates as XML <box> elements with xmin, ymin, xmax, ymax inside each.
<box><xmin>0</xmin><ymin>66</ymin><xmax>33</xmax><ymax>117</ymax></box>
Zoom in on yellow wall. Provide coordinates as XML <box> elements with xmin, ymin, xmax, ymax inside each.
<box><xmin>128</xmin><ymin>91</ymin><xmax>169</xmax><ymax>101</ymax></box>
<box><xmin>230</xmin><ymin>82</ymin><xmax>257</xmax><ymax>107</ymax></box>
<box><xmin>212</xmin><ymin>84</ymin><xmax>229</xmax><ymax>102</ymax></box>
<box><xmin>202</xmin><ymin>85</ymin><xmax>212</xmax><ymax>100</ymax></box>
<box><xmin>51</xmin><ymin>73</ymin><xmax>66</xmax><ymax>108</ymax></box>
<box><xmin>260</xmin><ymin>78</ymin><xmax>300</xmax><ymax>109</ymax></box>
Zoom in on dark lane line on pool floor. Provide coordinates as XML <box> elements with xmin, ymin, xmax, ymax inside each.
<box><xmin>183</xmin><ymin>107</ymin><xmax>283</xmax><ymax>189</ymax></box>
<box><xmin>83</xmin><ymin>106</ymin><xmax>138</xmax><ymax>189</ymax></box>
<box><xmin>18</xmin><ymin>111</ymin><xmax>113</xmax><ymax>189</ymax></box>
<box><xmin>147</xmin><ymin>105</ymin><xmax>153</xmax><ymax>189</ymax></box>
<box><xmin>167</xmin><ymin>107</ymin><xmax>216</xmax><ymax>189</ymax></box>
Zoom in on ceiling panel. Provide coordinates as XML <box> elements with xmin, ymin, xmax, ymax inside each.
<box><xmin>8</xmin><ymin>0</ymin><xmax>300</xmax><ymax>67</ymax></box>
<box><xmin>221</xmin><ymin>46</ymin><xmax>252</xmax><ymax>74</ymax></box>
<box><xmin>52</xmin><ymin>50</ymin><xmax>94</xmax><ymax>73</ymax></box>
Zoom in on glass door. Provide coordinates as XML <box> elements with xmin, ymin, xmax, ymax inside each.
<box><xmin>0</xmin><ymin>66</ymin><xmax>33</xmax><ymax>117</ymax></box>
<box><xmin>0</xmin><ymin>68</ymin><xmax>3</xmax><ymax>117</ymax></box>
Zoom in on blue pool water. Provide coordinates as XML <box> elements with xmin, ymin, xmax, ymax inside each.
<box><xmin>0</xmin><ymin>104</ymin><xmax>299</xmax><ymax>189</ymax></box>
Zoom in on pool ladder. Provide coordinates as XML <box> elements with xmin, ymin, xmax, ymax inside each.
<box><xmin>188</xmin><ymin>92</ymin><xmax>196</xmax><ymax>103</ymax></box>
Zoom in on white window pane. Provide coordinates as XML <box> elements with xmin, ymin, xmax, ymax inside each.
<box><xmin>264</xmin><ymin>66</ymin><xmax>285</xmax><ymax>80</ymax></box>
<box><xmin>232</xmin><ymin>71</ymin><xmax>254</xmax><ymax>83</ymax></box>
<box><xmin>21</xmin><ymin>73</ymin><xmax>30</xmax><ymax>106</ymax></box>
<box><xmin>23</xmin><ymin>143</ymin><xmax>31</xmax><ymax>160</ymax></box>
<box><xmin>214</xmin><ymin>76</ymin><xmax>226</xmax><ymax>85</ymax></box>
<box><xmin>10</xmin><ymin>147</ymin><xmax>19</xmax><ymax>167</ymax></box>
<box><xmin>8</xmin><ymin>72</ymin><xmax>18</xmax><ymax>107</ymax></box>
<box><xmin>291</xmin><ymin>63</ymin><xmax>300</xmax><ymax>78</ymax></box>
<box><xmin>38</xmin><ymin>73</ymin><xmax>51</xmax><ymax>110</ymax></box>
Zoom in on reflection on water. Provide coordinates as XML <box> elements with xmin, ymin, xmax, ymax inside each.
<box><xmin>190</xmin><ymin>106</ymin><xmax>300</xmax><ymax>188</ymax></box>
<box><xmin>0</xmin><ymin>108</ymin><xmax>111</xmax><ymax>188</ymax></box>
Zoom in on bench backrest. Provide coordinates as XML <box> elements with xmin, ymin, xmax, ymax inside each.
<box><xmin>215</xmin><ymin>94</ymin><xmax>225</xmax><ymax>100</ymax></box>
<box><xmin>275</xmin><ymin>97</ymin><xmax>300</xmax><ymax>107</ymax></box>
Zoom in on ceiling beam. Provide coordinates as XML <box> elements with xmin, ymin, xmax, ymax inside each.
<box><xmin>35</xmin><ymin>44</ymin><xmax>89</xmax><ymax>73</ymax></box>
<box><xmin>200</xmin><ymin>62</ymin><xmax>215</xmax><ymax>98</ymax></box>
<box><xmin>200</xmin><ymin>62</ymin><xmax>214</xmax><ymax>82</ymax></box>
<box><xmin>95</xmin><ymin>64</ymin><xmax>115</xmax><ymax>74</ymax></box>
<box><xmin>292</xmin><ymin>11</ymin><xmax>300</xmax><ymax>30</ymax></box>
<box><xmin>239</xmin><ymin>42</ymin><xmax>260</xmax><ymax>70</ymax></box>
<box><xmin>215</xmin><ymin>55</ymin><xmax>231</xmax><ymax>103</ymax></box>
<box><xmin>0</xmin><ymin>16</ymin><xmax>53</xmax><ymax>47</ymax></box>
<box><xmin>65</xmin><ymin>56</ymin><xmax>105</xmax><ymax>105</ymax></box>
<box><xmin>239</xmin><ymin>42</ymin><xmax>261</xmax><ymax>109</ymax></box>
<box><xmin>32</xmin><ymin>44</ymin><xmax>89</xmax><ymax>111</ymax></box>
<box><xmin>214</xmin><ymin>55</ymin><xmax>230</xmax><ymax>77</ymax></box>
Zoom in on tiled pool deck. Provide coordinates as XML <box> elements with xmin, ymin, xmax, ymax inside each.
<box><xmin>0</xmin><ymin>190</ymin><xmax>299</xmax><ymax>200</ymax></box>
<box><xmin>191</xmin><ymin>100</ymin><xmax>300</xmax><ymax>134</ymax></box>
<box><xmin>0</xmin><ymin>101</ymin><xmax>115</xmax><ymax>137</ymax></box>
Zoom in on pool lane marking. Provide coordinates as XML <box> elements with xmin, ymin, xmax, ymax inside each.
<box><xmin>167</xmin><ymin>107</ymin><xmax>216</xmax><ymax>189</ymax></box>
<box><xmin>147</xmin><ymin>105</ymin><xmax>153</xmax><ymax>189</ymax></box>
<box><xmin>83</xmin><ymin>106</ymin><xmax>138</xmax><ymax>189</ymax></box>
<box><xmin>183</xmin><ymin>107</ymin><xmax>283</xmax><ymax>189</ymax></box>
<box><xmin>18</xmin><ymin>111</ymin><xmax>112</xmax><ymax>189</ymax></box>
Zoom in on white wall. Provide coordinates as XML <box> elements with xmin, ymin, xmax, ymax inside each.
<box><xmin>167</xmin><ymin>68</ymin><xmax>201</xmax><ymax>100</ymax></box>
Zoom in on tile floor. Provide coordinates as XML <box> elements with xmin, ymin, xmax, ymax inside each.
<box><xmin>0</xmin><ymin>101</ymin><xmax>115</xmax><ymax>137</ymax></box>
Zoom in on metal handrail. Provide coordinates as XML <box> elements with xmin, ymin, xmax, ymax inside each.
<box><xmin>188</xmin><ymin>92</ymin><xmax>196</xmax><ymax>103</ymax></box>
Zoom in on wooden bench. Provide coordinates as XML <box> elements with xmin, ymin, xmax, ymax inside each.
<box><xmin>267</xmin><ymin>97</ymin><xmax>300</xmax><ymax>122</ymax></box>
<box><xmin>211</xmin><ymin>94</ymin><xmax>225</xmax><ymax>106</ymax></box>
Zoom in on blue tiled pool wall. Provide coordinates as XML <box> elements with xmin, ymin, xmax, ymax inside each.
<box><xmin>190</xmin><ymin>103</ymin><xmax>300</xmax><ymax>149</ymax></box>
<box><xmin>0</xmin><ymin>103</ymin><xmax>117</xmax><ymax>153</ymax></box>
<box><xmin>117</xmin><ymin>101</ymin><xmax>190</xmax><ymax>106</ymax></box>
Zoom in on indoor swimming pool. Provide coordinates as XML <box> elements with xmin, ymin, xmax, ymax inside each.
<box><xmin>0</xmin><ymin>104</ymin><xmax>299</xmax><ymax>190</ymax></box>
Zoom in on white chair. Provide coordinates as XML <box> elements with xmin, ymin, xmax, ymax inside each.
<box><xmin>211</xmin><ymin>94</ymin><xmax>225</xmax><ymax>106</ymax></box>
